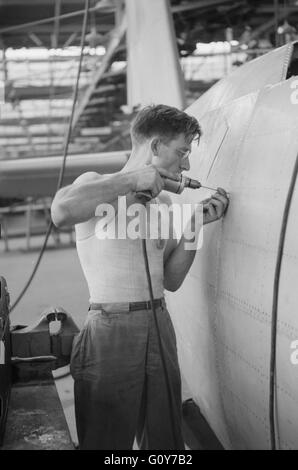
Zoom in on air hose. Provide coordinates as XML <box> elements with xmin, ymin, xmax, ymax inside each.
<box><xmin>141</xmin><ymin>236</ymin><xmax>182</xmax><ymax>449</ymax></box>
<box><xmin>269</xmin><ymin>148</ymin><xmax>298</xmax><ymax>450</ymax></box>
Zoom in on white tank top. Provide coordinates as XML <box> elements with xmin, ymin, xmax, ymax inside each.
<box><xmin>75</xmin><ymin>196</ymin><xmax>169</xmax><ymax>303</ymax></box>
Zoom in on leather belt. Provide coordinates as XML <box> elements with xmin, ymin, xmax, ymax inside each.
<box><xmin>89</xmin><ymin>298</ymin><xmax>163</xmax><ymax>312</ymax></box>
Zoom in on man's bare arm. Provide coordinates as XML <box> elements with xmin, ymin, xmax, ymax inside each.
<box><xmin>51</xmin><ymin>166</ymin><xmax>175</xmax><ymax>228</ymax></box>
<box><xmin>164</xmin><ymin>189</ymin><xmax>229</xmax><ymax>292</ymax></box>
<box><xmin>51</xmin><ymin>171</ymin><xmax>134</xmax><ymax>228</ymax></box>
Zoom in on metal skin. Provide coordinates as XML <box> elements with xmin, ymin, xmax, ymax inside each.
<box><xmin>166</xmin><ymin>41</ymin><xmax>298</xmax><ymax>450</ymax></box>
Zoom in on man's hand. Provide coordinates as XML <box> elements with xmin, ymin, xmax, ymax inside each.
<box><xmin>202</xmin><ymin>187</ymin><xmax>229</xmax><ymax>225</ymax></box>
<box><xmin>132</xmin><ymin>165</ymin><xmax>179</xmax><ymax>199</ymax></box>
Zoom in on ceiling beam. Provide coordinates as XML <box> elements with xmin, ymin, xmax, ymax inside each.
<box><xmin>0</xmin><ymin>4</ymin><xmax>113</xmax><ymax>34</ymax></box>
<box><xmin>79</xmin><ymin>107</ymin><xmax>100</xmax><ymax>115</ymax></box>
<box><xmin>2</xmin><ymin>23</ymin><xmax>112</xmax><ymax>36</ymax></box>
<box><xmin>94</xmin><ymin>83</ymin><xmax>125</xmax><ymax>94</ymax></box>
<box><xmin>0</xmin><ymin>131</ymin><xmax>107</xmax><ymax>139</ymax></box>
<box><xmin>171</xmin><ymin>0</ymin><xmax>236</xmax><ymax>14</ymax></box>
<box><xmin>1</xmin><ymin>142</ymin><xmax>95</xmax><ymax>155</ymax></box>
<box><xmin>5</xmin><ymin>85</ymin><xmax>86</xmax><ymax>102</ymax></box>
<box><xmin>87</xmin><ymin>96</ymin><xmax>114</xmax><ymax>106</ymax></box>
<box><xmin>80</xmin><ymin>126</ymin><xmax>112</xmax><ymax>136</ymax></box>
<box><xmin>0</xmin><ymin>136</ymin><xmax>65</xmax><ymax>145</ymax></box>
<box><xmin>0</xmin><ymin>131</ymin><xmax>65</xmax><ymax>138</ymax></box>
<box><xmin>0</xmin><ymin>0</ymin><xmax>87</xmax><ymax>4</ymax></box>
<box><xmin>63</xmin><ymin>31</ymin><xmax>78</xmax><ymax>48</ymax></box>
<box><xmin>5</xmin><ymin>85</ymin><xmax>77</xmax><ymax>101</ymax></box>
<box><xmin>51</xmin><ymin>0</ymin><xmax>62</xmax><ymax>50</ymax></box>
<box><xmin>73</xmin><ymin>136</ymin><xmax>100</xmax><ymax>143</ymax></box>
<box><xmin>0</xmin><ymin>116</ymin><xmax>68</xmax><ymax>125</ymax></box>
<box><xmin>251</xmin><ymin>9</ymin><xmax>291</xmax><ymax>40</ymax></box>
<box><xmin>28</xmin><ymin>32</ymin><xmax>44</xmax><ymax>47</ymax></box>
<box><xmin>1</xmin><ymin>55</ymin><xmax>100</xmax><ymax>63</ymax></box>
<box><xmin>256</xmin><ymin>5</ymin><xmax>298</xmax><ymax>14</ymax></box>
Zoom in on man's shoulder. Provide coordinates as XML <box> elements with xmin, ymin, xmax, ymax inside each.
<box><xmin>72</xmin><ymin>171</ymin><xmax>102</xmax><ymax>185</ymax></box>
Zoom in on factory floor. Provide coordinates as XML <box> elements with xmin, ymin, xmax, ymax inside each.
<box><xmin>0</xmin><ymin>233</ymin><xmax>223</xmax><ymax>450</ymax></box>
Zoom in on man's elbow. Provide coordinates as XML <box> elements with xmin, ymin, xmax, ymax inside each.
<box><xmin>164</xmin><ymin>279</ymin><xmax>182</xmax><ymax>292</ymax></box>
<box><xmin>51</xmin><ymin>200</ymin><xmax>71</xmax><ymax>229</ymax></box>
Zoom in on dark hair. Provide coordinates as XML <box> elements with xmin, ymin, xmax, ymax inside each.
<box><xmin>130</xmin><ymin>104</ymin><xmax>201</xmax><ymax>145</ymax></box>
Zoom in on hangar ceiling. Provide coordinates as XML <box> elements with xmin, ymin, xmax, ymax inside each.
<box><xmin>0</xmin><ymin>0</ymin><xmax>297</xmax><ymax>159</ymax></box>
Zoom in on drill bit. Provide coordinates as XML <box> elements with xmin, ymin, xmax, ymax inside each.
<box><xmin>184</xmin><ymin>177</ymin><xmax>217</xmax><ymax>192</ymax></box>
<box><xmin>200</xmin><ymin>184</ymin><xmax>218</xmax><ymax>191</ymax></box>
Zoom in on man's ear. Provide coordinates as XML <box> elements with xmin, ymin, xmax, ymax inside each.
<box><xmin>150</xmin><ymin>138</ymin><xmax>160</xmax><ymax>156</ymax></box>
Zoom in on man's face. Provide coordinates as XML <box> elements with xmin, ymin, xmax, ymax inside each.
<box><xmin>151</xmin><ymin>133</ymin><xmax>194</xmax><ymax>175</ymax></box>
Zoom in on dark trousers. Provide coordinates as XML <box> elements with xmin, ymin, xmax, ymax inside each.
<box><xmin>70</xmin><ymin>301</ymin><xmax>185</xmax><ymax>450</ymax></box>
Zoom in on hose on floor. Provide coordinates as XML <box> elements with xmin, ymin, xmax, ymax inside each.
<box><xmin>141</xmin><ymin>237</ymin><xmax>182</xmax><ymax>449</ymax></box>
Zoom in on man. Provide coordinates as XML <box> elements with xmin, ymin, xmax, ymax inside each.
<box><xmin>51</xmin><ymin>104</ymin><xmax>229</xmax><ymax>450</ymax></box>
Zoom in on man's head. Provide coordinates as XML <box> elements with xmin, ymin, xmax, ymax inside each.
<box><xmin>130</xmin><ymin>104</ymin><xmax>201</xmax><ymax>175</ymax></box>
